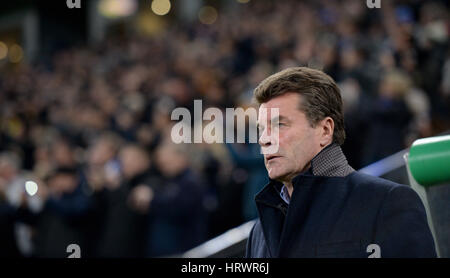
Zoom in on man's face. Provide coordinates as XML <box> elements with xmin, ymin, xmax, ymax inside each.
<box><xmin>48</xmin><ymin>173</ymin><xmax>78</xmax><ymax>195</ymax></box>
<box><xmin>119</xmin><ymin>147</ymin><xmax>149</xmax><ymax>179</ymax></box>
<box><xmin>258</xmin><ymin>93</ymin><xmax>323</xmax><ymax>183</ymax></box>
<box><xmin>155</xmin><ymin>143</ymin><xmax>187</xmax><ymax>178</ymax></box>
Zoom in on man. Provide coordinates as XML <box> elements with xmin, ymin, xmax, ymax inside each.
<box><xmin>0</xmin><ymin>151</ymin><xmax>26</xmax><ymax>257</ymax></box>
<box><xmin>33</xmin><ymin>166</ymin><xmax>91</xmax><ymax>258</ymax></box>
<box><xmin>128</xmin><ymin>140</ymin><xmax>209</xmax><ymax>257</ymax></box>
<box><xmin>95</xmin><ymin>144</ymin><xmax>150</xmax><ymax>258</ymax></box>
<box><xmin>245</xmin><ymin>67</ymin><xmax>436</xmax><ymax>258</ymax></box>
<box><xmin>0</xmin><ymin>151</ymin><xmax>45</xmax><ymax>257</ymax></box>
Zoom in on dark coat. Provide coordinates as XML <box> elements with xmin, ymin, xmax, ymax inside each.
<box><xmin>94</xmin><ymin>171</ymin><xmax>150</xmax><ymax>258</ymax></box>
<box><xmin>245</xmin><ymin>171</ymin><xmax>437</xmax><ymax>258</ymax></box>
<box><xmin>33</xmin><ymin>172</ymin><xmax>93</xmax><ymax>258</ymax></box>
<box><xmin>145</xmin><ymin>168</ymin><xmax>208</xmax><ymax>257</ymax></box>
<box><xmin>363</xmin><ymin>97</ymin><xmax>412</xmax><ymax>165</ymax></box>
<box><xmin>0</xmin><ymin>203</ymin><xmax>22</xmax><ymax>257</ymax></box>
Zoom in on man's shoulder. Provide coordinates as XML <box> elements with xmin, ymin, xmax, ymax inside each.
<box><xmin>347</xmin><ymin>171</ymin><xmax>409</xmax><ymax>193</ymax></box>
<box><xmin>342</xmin><ymin>171</ymin><xmax>420</xmax><ymax>208</ymax></box>
<box><xmin>347</xmin><ymin>172</ymin><xmax>421</xmax><ymax>212</ymax></box>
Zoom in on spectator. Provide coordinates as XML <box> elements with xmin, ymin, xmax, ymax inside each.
<box><xmin>94</xmin><ymin>144</ymin><xmax>151</xmax><ymax>257</ymax></box>
<box><xmin>128</xmin><ymin>140</ymin><xmax>209</xmax><ymax>257</ymax></box>
<box><xmin>0</xmin><ymin>151</ymin><xmax>45</xmax><ymax>257</ymax></box>
<box><xmin>32</xmin><ymin>166</ymin><xmax>92</xmax><ymax>258</ymax></box>
<box><xmin>363</xmin><ymin>70</ymin><xmax>414</xmax><ymax>164</ymax></box>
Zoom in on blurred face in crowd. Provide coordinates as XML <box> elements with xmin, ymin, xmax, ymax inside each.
<box><xmin>89</xmin><ymin>139</ymin><xmax>115</xmax><ymax>166</ymax></box>
<box><xmin>0</xmin><ymin>154</ymin><xmax>19</xmax><ymax>182</ymax></box>
<box><xmin>48</xmin><ymin>173</ymin><xmax>78</xmax><ymax>195</ymax></box>
<box><xmin>379</xmin><ymin>72</ymin><xmax>410</xmax><ymax>100</ymax></box>
<box><xmin>155</xmin><ymin>143</ymin><xmax>188</xmax><ymax>178</ymax></box>
<box><xmin>0</xmin><ymin>161</ymin><xmax>15</xmax><ymax>182</ymax></box>
<box><xmin>119</xmin><ymin>146</ymin><xmax>150</xmax><ymax>179</ymax></box>
<box><xmin>52</xmin><ymin>140</ymin><xmax>75</xmax><ymax>167</ymax></box>
<box><xmin>258</xmin><ymin>93</ymin><xmax>333</xmax><ymax>184</ymax></box>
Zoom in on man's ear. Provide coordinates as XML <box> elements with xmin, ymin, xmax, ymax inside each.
<box><xmin>319</xmin><ymin>117</ymin><xmax>334</xmax><ymax>147</ymax></box>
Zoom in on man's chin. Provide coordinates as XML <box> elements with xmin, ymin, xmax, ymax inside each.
<box><xmin>267</xmin><ymin>169</ymin><xmax>286</xmax><ymax>181</ymax></box>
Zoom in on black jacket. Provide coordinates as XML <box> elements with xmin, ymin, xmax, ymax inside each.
<box><xmin>245</xmin><ymin>171</ymin><xmax>437</xmax><ymax>258</ymax></box>
<box><xmin>145</xmin><ymin>168</ymin><xmax>209</xmax><ymax>257</ymax></box>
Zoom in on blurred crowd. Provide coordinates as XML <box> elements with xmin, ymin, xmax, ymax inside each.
<box><xmin>1</xmin><ymin>0</ymin><xmax>449</xmax><ymax>257</ymax></box>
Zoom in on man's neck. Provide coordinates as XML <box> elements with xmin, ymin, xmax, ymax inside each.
<box><xmin>283</xmin><ymin>163</ymin><xmax>312</xmax><ymax>197</ymax></box>
<box><xmin>281</xmin><ymin>144</ymin><xmax>329</xmax><ymax>197</ymax></box>
<box><xmin>281</xmin><ymin>143</ymin><xmax>355</xmax><ymax>198</ymax></box>
<box><xmin>284</xmin><ymin>182</ymin><xmax>294</xmax><ymax>197</ymax></box>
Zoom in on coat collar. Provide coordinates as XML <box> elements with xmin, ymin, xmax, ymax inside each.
<box><xmin>309</xmin><ymin>143</ymin><xmax>355</xmax><ymax>177</ymax></box>
<box><xmin>255</xmin><ymin>143</ymin><xmax>354</xmax><ymax>204</ymax></box>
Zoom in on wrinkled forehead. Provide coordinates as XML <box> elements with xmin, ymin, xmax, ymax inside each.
<box><xmin>258</xmin><ymin>93</ymin><xmax>301</xmax><ymax>112</ymax></box>
<box><xmin>257</xmin><ymin>94</ymin><xmax>302</xmax><ymax>123</ymax></box>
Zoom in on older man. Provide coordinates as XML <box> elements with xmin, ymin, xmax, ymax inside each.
<box><xmin>245</xmin><ymin>67</ymin><xmax>436</xmax><ymax>258</ymax></box>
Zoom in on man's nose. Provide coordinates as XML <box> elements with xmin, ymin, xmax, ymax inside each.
<box><xmin>258</xmin><ymin>128</ymin><xmax>272</xmax><ymax>147</ymax></box>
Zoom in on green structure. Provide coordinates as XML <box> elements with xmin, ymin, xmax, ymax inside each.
<box><xmin>405</xmin><ymin>134</ymin><xmax>450</xmax><ymax>258</ymax></box>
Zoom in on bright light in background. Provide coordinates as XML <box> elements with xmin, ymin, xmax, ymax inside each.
<box><xmin>9</xmin><ymin>44</ymin><xmax>23</xmax><ymax>63</ymax></box>
<box><xmin>25</xmin><ymin>181</ymin><xmax>38</xmax><ymax>197</ymax></box>
<box><xmin>136</xmin><ymin>12</ymin><xmax>166</xmax><ymax>36</ymax></box>
<box><xmin>99</xmin><ymin>0</ymin><xmax>138</xmax><ymax>18</ymax></box>
<box><xmin>198</xmin><ymin>6</ymin><xmax>218</xmax><ymax>25</ymax></box>
<box><xmin>237</xmin><ymin>0</ymin><xmax>250</xmax><ymax>3</ymax></box>
<box><xmin>151</xmin><ymin>0</ymin><xmax>171</xmax><ymax>16</ymax></box>
<box><xmin>0</xmin><ymin>42</ymin><xmax>7</xmax><ymax>60</ymax></box>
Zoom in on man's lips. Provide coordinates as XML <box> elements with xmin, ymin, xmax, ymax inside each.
<box><xmin>266</xmin><ymin>155</ymin><xmax>281</xmax><ymax>162</ymax></box>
